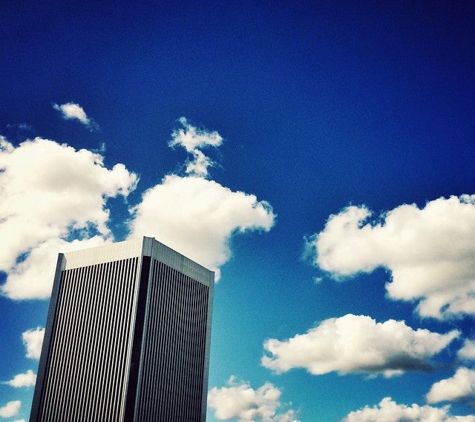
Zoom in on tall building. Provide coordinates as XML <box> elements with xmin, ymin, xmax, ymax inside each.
<box><xmin>30</xmin><ymin>237</ymin><xmax>214</xmax><ymax>422</ymax></box>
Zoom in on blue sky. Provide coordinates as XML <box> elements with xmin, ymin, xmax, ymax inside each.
<box><xmin>1</xmin><ymin>1</ymin><xmax>475</xmax><ymax>421</ymax></box>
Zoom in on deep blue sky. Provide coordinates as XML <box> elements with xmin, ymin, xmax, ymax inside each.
<box><xmin>1</xmin><ymin>1</ymin><xmax>475</xmax><ymax>421</ymax></box>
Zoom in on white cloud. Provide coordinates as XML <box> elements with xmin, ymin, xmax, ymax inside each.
<box><xmin>458</xmin><ymin>339</ymin><xmax>475</xmax><ymax>361</ymax></box>
<box><xmin>208</xmin><ymin>377</ymin><xmax>300</xmax><ymax>422</ymax></box>
<box><xmin>168</xmin><ymin>117</ymin><xmax>223</xmax><ymax>177</ymax></box>
<box><xmin>4</xmin><ymin>370</ymin><xmax>36</xmax><ymax>388</ymax></box>
<box><xmin>0</xmin><ymin>136</ymin><xmax>137</xmax><ymax>299</ymax></box>
<box><xmin>4</xmin><ymin>237</ymin><xmax>108</xmax><ymax>299</ymax></box>
<box><xmin>129</xmin><ymin>174</ymin><xmax>275</xmax><ymax>279</ymax></box>
<box><xmin>170</xmin><ymin>117</ymin><xmax>223</xmax><ymax>152</ymax></box>
<box><xmin>0</xmin><ymin>401</ymin><xmax>21</xmax><ymax>418</ymax></box>
<box><xmin>306</xmin><ymin>195</ymin><xmax>475</xmax><ymax>319</ymax></box>
<box><xmin>53</xmin><ymin>102</ymin><xmax>95</xmax><ymax>128</ymax></box>
<box><xmin>130</xmin><ymin>119</ymin><xmax>275</xmax><ymax>278</ymax></box>
<box><xmin>1</xmin><ymin>119</ymin><xmax>273</xmax><ymax>297</ymax></box>
<box><xmin>262</xmin><ymin>314</ymin><xmax>458</xmax><ymax>377</ymax></box>
<box><xmin>343</xmin><ymin>397</ymin><xmax>475</xmax><ymax>422</ymax></box>
<box><xmin>22</xmin><ymin>328</ymin><xmax>45</xmax><ymax>360</ymax></box>
<box><xmin>427</xmin><ymin>368</ymin><xmax>475</xmax><ymax>408</ymax></box>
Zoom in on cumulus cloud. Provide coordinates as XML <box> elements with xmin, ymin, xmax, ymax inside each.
<box><xmin>343</xmin><ymin>397</ymin><xmax>475</xmax><ymax>422</ymax></box>
<box><xmin>4</xmin><ymin>370</ymin><xmax>36</xmax><ymax>387</ymax></box>
<box><xmin>262</xmin><ymin>314</ymin><xmax>458</xmax><ymax>377</ymax></box>
<box><xmin>129</xmin><ymin>119</ymin><xmax>275</xmax><ymax>278</ymax></box>
<box><xmin>0</xmin><ymin>136</ymin><xmax>137</xmax><ymax>299</ymax></box>
<box><xmin>1</xmin><ymin>117</ymin><xmax>273</xmax><ymax>296</ymax></box>
<box><xmin>0</xmin><ymin>401</ymin><xmax>21</xmax><ymax>418</ymax></box>
<box><xmin>129</xmin><ymin>175</ymin><xmax>275</xmax><ymax>280</ymax></box>
<box><xmin>427</xmin><ymin>368</ymin><xmax>475</xmax><ymax>408</ymax></box>
<box><xmin>305</xmin><ymin>196</ymin><xmax>475</xmax><ymax>319</ymax></box>
<box><xmin>53</xmin><ymin>102</ymin><xmax>96</xmax><ymax>129</ymax></box>
<box><xmin>168</xmin><ymin>117</ymin><xmax>223</xmax><ymax>177</ymax></box>
<box><xmin>458</xmin><ymin>339</ymin><xmax>475</xmax><ymax>361</ymax></box>
<box><xmin>22</xmin><ymin>328</ymin><xmax>44</xmax><ymax>360</ymax></box>
<box><xmin>208</xmin><ymin>377</ymin><xmax>299</xmax><ymax>422</ymax></box>
<box><xmin>4</xmin><ymin>237</ymin><xmax>108</xmax><ymax>299</ymax></box>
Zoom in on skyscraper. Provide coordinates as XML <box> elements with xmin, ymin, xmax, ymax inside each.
<box><xmin>30</xmin><ymin>237</ymin><xmax>214</xmax><ymax>422</ymax></box>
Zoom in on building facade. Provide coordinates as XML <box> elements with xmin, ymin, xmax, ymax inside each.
<box><xmin>30</xmin><ymin>237</ymin><xmax>214</xmax><ymax>422</ymax></box>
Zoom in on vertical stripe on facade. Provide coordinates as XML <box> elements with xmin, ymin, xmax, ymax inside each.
<box><xmin>123</xmin><ymin>256</ymin><xmax>151</xmax><ymax>420</ymax></box>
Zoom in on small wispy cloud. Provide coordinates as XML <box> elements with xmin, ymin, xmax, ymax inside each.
<box><xmin>3</xmin><ymin>370</ymin><xmax>36</xmax><ymax>388</ymax></box>
<box><xmin>458</xmin><ymin>339</ymin><xmax>475</xmax><ymax>361</ymax></box>
<box><xmin>168</xmin><ymin>117</ymin><xmax>223</xmax><ymax>177</ymax></box>
<box><xmin>53</xmin><ymin>102</ymin><xmax>98</xmax><ymax>130</ymax></box>
<box><xmin>22</xmin><ymin>328</ymin><xmax>44</xmax><ymax>359</ymax></box>
<box><xmin>0</xmin><ymin>401</ymin><xmax>21</xmax><ymax>418</ymax></box>
<box><xmin>343</xmin><ymin>397</ymin><xmax>475</xmax><ymax>422</ymax></box>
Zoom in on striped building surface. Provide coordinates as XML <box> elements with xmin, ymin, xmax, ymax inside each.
<box><xmin>29</xmin><ymin>237</ymin><xmax>214</xmax><ymax>422</ymax></box>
